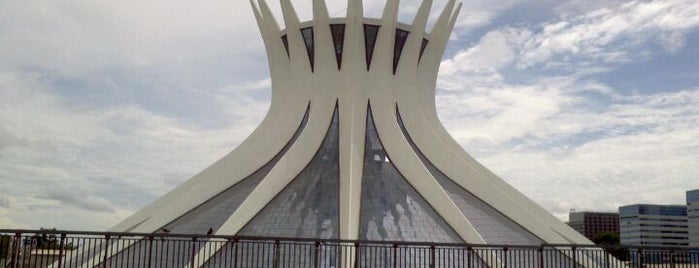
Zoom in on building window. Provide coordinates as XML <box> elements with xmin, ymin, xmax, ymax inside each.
<box><xmin>363</xmin><ymin>24</ymin><xmax>380</xmax><ymax>70</ymax></box>
<box><xmin>300</xmin><ymin>27</ymin><xmax>315</xmax><ymax>71</ymax></box>
<box><xmin>419</xmin><ymin>38</ymin><xmax>428</xmax><ymax>62</ymax></box>
<box><xmin>330</xmin><ymin>24</ymin><xmax>345</xmax><ymax>70</ymax></box>
<box><xmin>281</xmin><ymin>34</ymin><xmax>289</xmax><ymax>57</ymax></box>
<box><xmin>393</xmin><ymin>29</ymin><xmax>409</xmax><ymax>74</ymax></box>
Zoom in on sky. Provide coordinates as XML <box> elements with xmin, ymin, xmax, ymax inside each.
<box><xmin>0</xmin><ymin>0</ymin><xmax>697</xmax><ymax>231</ymax></box>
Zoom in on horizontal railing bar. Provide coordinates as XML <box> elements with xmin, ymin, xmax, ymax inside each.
<box><xmin>2</xmin><ymin>229</ymin><xmax>699</xmax><ymax>251</ymax></box>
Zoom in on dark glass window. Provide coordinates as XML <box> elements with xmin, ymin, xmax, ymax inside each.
<box><xmin>301</xmin><ymin>27</ymin><xmax>315</xmax><ymax>71</ymax></box>
<box><xmin>419</xmin><ymin>38</ymin><xmax>428</xmax><ymax>62</ymax></box>
<box><xmin>103</xmin><ymin>105</ymin><xmax>312</xmax><ymax>268</ymax></box>
<box><xmin>161</xmin><ymin>104</ymin><xmax>310</xmax><ymax>235</ymax></box>
<box><xmin>393</xmin><ymin>29</ymin><xmax>409</xmax><ymax>74</ymax></box>
<box><xmin>281</xmin><ymin>34</ymin><xmax>289</xmax><ymax>57</ymax></box>
<box><xmin>359</xmin><ymin>104</ymin><xmax>462</xmax><ymax>243</ymax></box>
<box><xmin>239</xmin><ymin>104</ymin><xmax>340</xmax><ymax>239</ymax></box>
<box><xmin>330</xmin><ymin>24</ymin><xmax>345</xmax><ymax>70</ymax></box>
<box><xmin>363</xmin><ymin>24</ymin><xmax>380</xmax><ymax>70</ymax></box>
<box><xmin>395</xmin><ymin>107</ymin><xmax>543</xmax><ymax>246</ymax></box>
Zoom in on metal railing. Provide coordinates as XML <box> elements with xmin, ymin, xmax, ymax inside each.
<box><xmin>1</xmin><ymin>229</ymin><xmax>698</xmax><ymax>267</ymax></box>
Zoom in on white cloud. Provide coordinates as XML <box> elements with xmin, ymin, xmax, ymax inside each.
<box><xmin>43</xmin><ymin>187</ymin><xmax>116</xmax><ymax>213</ymax></box>
<box><xmin>0</xmin><ymin>195</ymin><xmax>11</xmax><ymax>208</ymax></box>
<box><xmin>0</xmin><ymin>0</ymin><xmax>697</xmax><ymax>230</ymax></box>
<box><xmin>438</xmin><ymin>59</ymin><xmax>699</xmax><ymax>220</ymax></box>
<box><xmin>518</xmin><ymin>0</ymin><xmax>699</xmax><ymax>68</ymax></box>
<box><xmin>0</xmin><ymin>0</ymin><xmax>267</xmax><ymax>98</ymax></box>
<box><xmin>441</xmin><ymin>0</ymin><xmax>699</xmax><ymax>75</ymax></box>
<box><xmin>437</xmin><ymin>82</ymin><xmax>576</xmax><ymax>146</ymax></box>
<box><xmin>0</xmin><ymin>71</ymin><xmax>270</xmax><ymax>229</ymax></box>
<box><xmin>441</xmin><ymin>29</ymin><xmax>521</xmax><ymax>75</ymax></box>
<box><xmin>0</xmin><ymin>0</ymin><xmax>275</xmax><ymax>230</ymax></box>
<box><xmin>450</xmin><ymin>0</ymin><xmax>528</xmax><ymax>34</ymax></box>
<box><xmin>436</xmin><ymin>84</ymin><xmax>699</xmax><ymax>220</ymax></box>
<box><xmin>439</xmin><ymin>27</ymin><xmax>533</xmax><ymax>90</ymax></box>
<box><xmin>435</xmin><ymin>0</ymin><xmax>699</xmax><ymax>220</ymax></box>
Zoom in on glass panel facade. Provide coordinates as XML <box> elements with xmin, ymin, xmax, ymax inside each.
<box><xmin>688</xmin><ymin>189</ymin><xmax>699</xmax><ymax>203</ymax></box>
<box><xmin>98</xmin><ymin>105</ymin><xmax>309</xmax><ymax>267</ymax></box>
<box><xmin>101</xmin><ymin>108</ymin><xmax>309</xmax><ymax>267</ymax></box>
<box><xmin>238</xmin><ymin>105</ymin><xmax>340</xmax><ymax>239</ymax></box>
<box><xmin>162</xmin><ymin>104</ymin><xmax>310</xmax><ymax>235</ymax></box>
<box><xmin>281</xmin><ymin>35</ymin><xmax>289</xmax><ymax>57</ymax></box>
<box><xmin>102</xmin><ymin>106</ymin><xmax>311</xmax><ymax>267</ymax></box>
<box><xmin>620</xmin><ymin>204</ymin><xmax>690</xmax><ymax>247</ymax></box>
<box><xmin>300</xmin><ymin>27</ymin><xmax>315</xmax><ymax>71</ymax></box>
<box><xmin>363</xmin><ymin>24</ymin><xmax>380</xmax><ymax>70</ymax></box>
<box><xmin>689</xmin><ymin>190</ymin><xmax>699</xmax><ymax>247</ymax></box>
<box><xmin>202</xmin><ymin>241</ymin><xmax>334</xmax><ymax>268</ymax></box>
<box><xmin>280</xmin><ymin>24</ymin><xmax>421</xmax><ymax>70</ymax></box>
<box><xmin>419</xmin><ymin>38</ymin><xmax>428</xmax><ymax>62</ymax></box>
<box><xmin>159</xmin><ymin>167</ymin><xmax>268</xmax><ymax>235</ymax></box>
<box><xmin>359</xmin><ymin>106</ymin><xmax>462</xmax><ymax>243</ymax></box>
<box><xmin>330</xmin><ymin>24</ymin><xmax>345</xmax><ymax>70</ymax></box>
<box><xmin>393</xmin><ymin>29</ymin><xmax>409</xmax><ymax>74</ymax></box>
<box><xmin>396</xmin><ymin>108</ymin><xmax>543</xmax><ymax>246</ymax></box>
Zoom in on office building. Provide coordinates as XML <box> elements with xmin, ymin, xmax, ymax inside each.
<box><xmin>569</xmin><ymin>211</ymin><xmax>619</xmax><ymax>240</ymax></box>
<box><xmin>619</xmin><ymin>204</ymin><xmax>689</xmax><ymax>247</ymax></box>
<box><xmin>688</xmin><ymin>189</ymin><xmax>699</xmax><ymax>248</ymax></box>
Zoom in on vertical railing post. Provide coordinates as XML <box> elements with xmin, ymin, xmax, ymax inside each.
<box><xmin>232</xmin><ymin>238</ymin><xmax>239</xmax><ymax>268</ymax></box>
<box><xmin>571</xmin><ymin>246</ymin><xmax>577</xmax><ymax>268</ymax></box>
<box><xmin>393</xmin><ymin>243</ymin><xmax>398</xmax><ymax>268</ymax></box>
<box><xmin>429</xmin><ymin>244</ymin><xmax>435</xmax><ymax>268</ymax></box>
<box><xmin>538</xmin><ymin>246</ymin><xmax>544</xmax><ymax>268</ymax></box>
<box><xmin>354</xmin><ymin>242</ymin><xmax>360</xmax><ymax>268</ymax></box>
<box><xmin>503</xmin><ymin>246</ymin><xmax>508</xmax><ymax>268</ymax></box>
<box><xmin>147</xmin><ymin>235</ymin><xmax>154</xmax><ymax>268</ymax></box>
<box><xmin>273</xmin><ymin>239</ymin><xmax>280</xmax><ymax>268</ymax></box>
<box><xmin>467</xmin><ymin>246</ymin><xmax>473</xmax><ymax>268</ymax></box>
<box><xmin>638</xmin><ymin>247</ymin><xmax>644</xmax><ymax>268</ymax></box>
<box><xmin>190</xmin><ymin>236</ymin><xmax>198</xmax><ymax>266</ymax></box>
<box><xmin>233</xmin><ymin>238</ymin><xmax>240</xmax><ymax>268</ymax></box>
<box><xmin>314</xmin><ymin>241</ymin><xmax>320</xmax><ymax>268</ymax></box>
<box><xmin>102</xmin><ymin>234</ymin><xmax>111</xmax><ymax>268</ymax></box>
<box><xmin>10</xmin><ymin>232</ymin><xmax>21</xmax><ymax>268</ymax></box>
<box><xmin>604</xmin><ymin>246</ymin><xmax>610</xmax><ymax>268</ymax></box>
<box><xmin>670</xmin><ymin>249</ymin><xmax>675</xmax><ymax>268</ymax></box>
<box><xmin>57</xmin><ymin>233</ymin><xmax>66</xmax><ymax>268</ymax></box>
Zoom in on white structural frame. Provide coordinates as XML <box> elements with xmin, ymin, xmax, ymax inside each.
<box><xmin>98</xmin><ymin>0</ymin><xmax>599</xmax><ymax>266</ymax></box>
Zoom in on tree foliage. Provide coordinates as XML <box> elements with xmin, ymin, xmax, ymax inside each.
<box><xmin>591</xmin><ymin>231</ymin><xmax>628</xmax><ymax>261</ymax></box>
<box><xmin>591</xmin><ymin>231</ymin><xmax>620</xmax><ymax>245</ymax></box>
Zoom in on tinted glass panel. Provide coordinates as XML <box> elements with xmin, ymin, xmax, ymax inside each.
<box><xmin>396</xmin><ymin>108</ymin><xmax>542</xmax><ymax>246</ymax></box>
<box><xmin>300</xmin><ymin>27</ymin><xmax>315</xmax><ymax>71</ymax></box>
<box><xmin>363</xmin><ymin>24</ymin><xmax>380</xmax><ymax>70</ymax></box>
<box><xmin>101</xmin><ymin>105</ymin><xmax>311</xmax><ymax>267</ymax></box>
<box><xmin>330</xmin><ymin>24</ymin><xmax>345</xmax><ymax>70</ymax></box>
<box><xmin>162</xmin><ymin>104</ymin><xmax>310</xmax><ymax>234</ymax></box>
<box><xmin>419</xmin><ymin>38</ymin><xmax>428</xmax><ymax>62</ymax></box>
<box><xmin>202</xmin><ymin>241</ymin><xmax>334</xmax><ymax>268</ymax></box>
<box><xmin>359</xmin><ymin>105</ymin><xmax>462</xmax><ymax>243</ymax></box>
<box><xmin>238</xmin><ymin>105</ymin><xmax>340</xmax><ymax>239</ymax></box>
<box><xmin>281</xmin><ymin>35</ymin><xmax>289</xmax><ymax>57</ymax></box>
<box><xmin>688</xmin><ymin>190</ymin><xmax>699</xmax><ymax>202</ymax></box>
<box><xmin>393</xmin><ymin>29</ymin><xmax>409</xmax><ymax>74</ymax></box>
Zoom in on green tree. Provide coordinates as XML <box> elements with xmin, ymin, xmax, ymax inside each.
<box><xmin>591</xmin><ymin>232</ymin><xmax>628</xmax><ymax>261</ymax></box>
<box><xmin>591</xmin><ymin>232</ymin><xmax>620</xmax><ymax>245</ymax></box>
<box><xmin>32</xmin><ymin>228</ymin><xmax>74</xmax><ymax>250</ymax></box>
